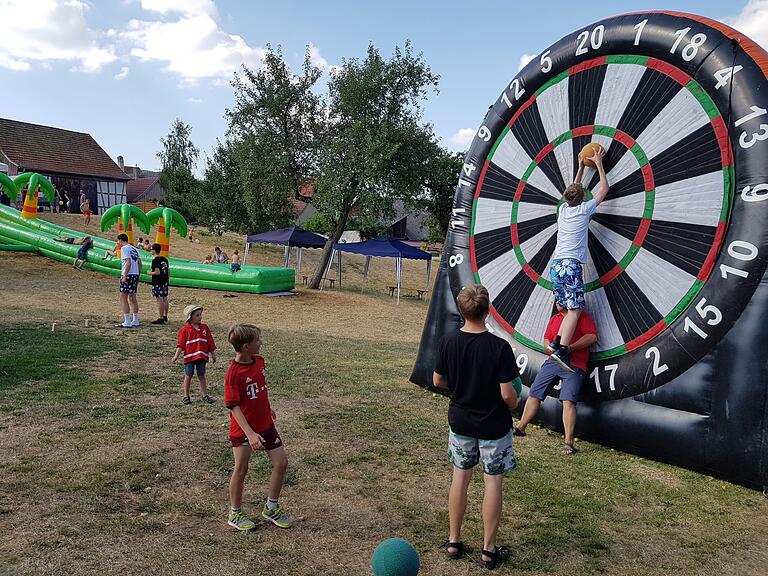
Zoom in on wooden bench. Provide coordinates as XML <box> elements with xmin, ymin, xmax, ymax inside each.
<box><xmin>302</xmin><ymin>276</ymin><xmax>336</xmax><ymax>288</ymax></box>
<box><xmin>388</xmin><ymin>286</ymin><xmax>427</xmax><ymax>300</ymax></box>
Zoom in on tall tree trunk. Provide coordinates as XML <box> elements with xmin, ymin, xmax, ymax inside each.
<box><xmin>309</xmin><ymin>205</ymin><xmax>352</xmax><ymax>289</ymax></box>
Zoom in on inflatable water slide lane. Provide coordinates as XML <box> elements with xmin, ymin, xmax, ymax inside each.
<box><xmin>0</xmin><ymin>204</ymin><xmax>294</xmax><ymax>293</ymax></box>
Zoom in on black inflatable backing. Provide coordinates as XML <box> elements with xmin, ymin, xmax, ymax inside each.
<box><xmin>411</xmin><ymin>11</ymin><xmax>768</xmax><ymax>489</ymax></box>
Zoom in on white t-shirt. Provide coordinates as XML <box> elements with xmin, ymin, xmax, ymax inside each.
<box><xmin>120</xmin><ymin>244</ymin><xmax>140</xmax><ymax>276</ymax></box>
<box><xmin>552</xmin><ymin>199</ymin><xmax>597</xmax><ymax>263</ymax></box>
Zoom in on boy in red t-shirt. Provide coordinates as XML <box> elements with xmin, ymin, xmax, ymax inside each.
<box><xmin>171</xmin><ymin>305</ymin><xmax>217</xmax><ymax>405</ymax></box>
<box><xmin>514</xmin><ymin>301</ymin><xmax>597</xmax><ymax>455</ymax></box>
<box><xmin>224</xmin><ymin>324</ymin><xmax>292</xmax><ymax>531</ymax></box>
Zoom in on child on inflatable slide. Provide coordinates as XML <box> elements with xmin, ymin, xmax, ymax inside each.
<box><xmin>547</xmin><ymin>148</ymin><xmax>610</xmax><ymax>372</ymax></box>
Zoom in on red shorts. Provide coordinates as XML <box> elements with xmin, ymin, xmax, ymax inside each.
<box><xmin>231</xmin><ymin>423</ymin><xmax>282</xmax><ymax>451</ymax></box>
<box><xmin>83</xmin><ymin>210</ymin><xmax>92</xmax><ymax>217</ymax></box>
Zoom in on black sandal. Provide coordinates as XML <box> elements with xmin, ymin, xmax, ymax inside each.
<box><xmin>561</xmin><ymin>443</ymin><xmax>578</xmax><ymax>455</ymax></box>
<box><xmin>442</xmin><ymin>540</ymin><xmax>465</xmax><ymax>560</ymax></box>
<box><xmin>482</xmin><ymin>546</ymin><xmax>510</xmax><ymax>570</ymax></box>
<box><xmin>512</xmin><ymin>426</ymin><xmax>526</xmax><ymax>437</ymax></box>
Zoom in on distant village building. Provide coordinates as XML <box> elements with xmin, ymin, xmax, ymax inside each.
<box><xmin>117</xmin><ymin>155</ymin><xmax>165</xmax><ymax>210</ymax></box>
<box><xmin>386</xmin><ymin>200</ymin><xmax>430</xmax><ymax>242</ymax></box>
<box><xmin>0</xmin><ymin>118</ymin><xmax>129</xmax><ymax>213</ymax></box>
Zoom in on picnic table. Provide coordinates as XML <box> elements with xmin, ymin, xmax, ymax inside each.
<box><xmin>388</xmin><ymin>286</ymin><xmax>427</xmax><ymax>300</ymax></box>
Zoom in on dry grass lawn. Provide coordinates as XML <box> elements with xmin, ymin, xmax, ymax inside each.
<box><xmin>1</xmin><ymin>213</ymin><xmax>768</xmax><ymax>576</ymax></box>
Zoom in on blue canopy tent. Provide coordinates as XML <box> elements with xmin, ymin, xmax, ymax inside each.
<box><xmin>328</xmin><ymin>237</ymin><xmax>434</xmax><ymax>303</ymax></box>
<box><xmin>244</xmin><ymin>226</ymin><xmax>327</xmax><ymax>276</ymax></box>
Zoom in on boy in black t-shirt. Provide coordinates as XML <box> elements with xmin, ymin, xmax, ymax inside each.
<box><xmin>148</xmin><ymin>243</ymin><xmax>170</xmax><ymax>324</ymax></box>
<box><xmin>433</xmin><ymin>284</ymin><xmax>521</xmax><ymax>570</ymax></box>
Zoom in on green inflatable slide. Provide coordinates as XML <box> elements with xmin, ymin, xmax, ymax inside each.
<box><xmin>0</xmin><ymin>204</ymin><xmax>295</xmax><ymax>294</ymax></box>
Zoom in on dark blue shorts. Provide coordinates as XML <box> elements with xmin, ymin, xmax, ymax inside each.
<box><xmin>184</xmin><ymin>360</ymin><xmax>207</xmax><ymax>377</ymax></box>
<box><xmin>231</xmin><ymin>263</ymin><xmax>241</xmax><ymax>272</ymax></box>
<box><xmin>119</xmin><ymin>274</ymin><xmax>139</xmax><ymax>294</ymax></box>
<box><xmin>152</xmin><ymin>284</ymin><xmax>168</xmax><ymax>298</ymax></box>
<box><xmin>76</xmin><ymin>247</ymin><xmax>89</xmax><ymax>260</ymax></box>
<box><xmin>550</xmin><ymin>258</ymin><xmax>585</xmax><ymax>310</ymax></box>
<box><xmin>529</xmin><ymin>358</ymin><xmax>585</xmax><ymax>402</ymax></box>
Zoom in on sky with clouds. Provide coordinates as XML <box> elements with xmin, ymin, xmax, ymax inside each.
<box><xmin>0</xmin><ymin>0</ymin><xmax>765</xmax><ymax>174</ymax></box>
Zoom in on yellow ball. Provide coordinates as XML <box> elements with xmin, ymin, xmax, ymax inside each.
<box><xmin>579</xmin><ymin>142</ymin><xmax>604</xmax><ymax>167</ymax></box>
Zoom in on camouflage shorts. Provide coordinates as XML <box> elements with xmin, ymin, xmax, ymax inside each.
<box><xmin>448</xmin><ymin>428</ymin><xmax>516</xmax><ymax>475</ymax></box>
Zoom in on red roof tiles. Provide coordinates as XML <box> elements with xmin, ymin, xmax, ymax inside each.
<box><xmin>0</xmin><ymin>118</ymin><xmax>129</xmax><ymax>180</ymax></box>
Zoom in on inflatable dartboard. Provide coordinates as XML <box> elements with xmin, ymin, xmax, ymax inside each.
<box><xmin>446</xmin><ymin>11</ymin><xmax>768</xmax><ymax>401</ymax></box>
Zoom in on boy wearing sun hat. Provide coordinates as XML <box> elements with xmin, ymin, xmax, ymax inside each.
<box><xmin>171</xmin><ymin>305</ymin><xmax>217</xmax><ymax>405</ymax></box>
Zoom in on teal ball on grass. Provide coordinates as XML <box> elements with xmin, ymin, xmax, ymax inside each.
<box><xmin>371</xmin><ymin>538</ymin><xmax>420</xmax><ymax>576</ymax></box>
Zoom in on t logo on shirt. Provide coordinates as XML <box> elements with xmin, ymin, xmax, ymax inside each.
<box><xmin>246</xmin><ymin>377</ymin><xmax>259</xmax><ymax>399</ymax></box>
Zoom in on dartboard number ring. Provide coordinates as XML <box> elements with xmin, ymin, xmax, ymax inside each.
<box><xmin>447</xmin><ymin>12</ymin><xmax>768</xmax><ymax>400</ymax></box>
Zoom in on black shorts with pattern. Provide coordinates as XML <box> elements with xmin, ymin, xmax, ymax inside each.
<box><xmin>119</xmin><ymin>274</ymin><xmax>139</xmax><ymax>294</ymax></box>
<box><xmin>152</xmin><ymin>283</ymin><xmax>169</xmax><ymax>298</ymax></box>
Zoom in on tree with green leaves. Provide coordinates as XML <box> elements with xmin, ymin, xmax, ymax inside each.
<box><xmin>157</xmin><ymin>118</ymin><xmax>200</xmax><ymax>219</ymax></box>
<box><xmin>215</xmin><ymin>46</ymin><xmax>324</xmax><ymax>234</ymax></box>
<box><xmin>308</xmin><ymin>42</ymin><xmax>439</xmax><ymax>289</ymax></box>
<box><xmin>197</xmin><ymin>139</ymin><xmax>251</xmax><ymax>234</ymax></box>
<box><xmin>422</xmin><ymin>147</ymin><xmax>464</xmax><ymax>243</ymax></box>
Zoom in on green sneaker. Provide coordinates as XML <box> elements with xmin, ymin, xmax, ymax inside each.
<box><xmin>261</xmin><ymin>504</ymin><xmax>293</xmax><ymax>528</ymax></box>
<box><xmin>227</xmin><ymin>509</ymin><xmax>255</xmax><ymax>531</ymax></box>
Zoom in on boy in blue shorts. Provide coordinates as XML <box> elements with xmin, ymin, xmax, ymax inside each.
<box><xmin>548</xmin><ymin>148</ymin><xmax>609</xmax><ymax>372</ymax></box>
<box><xmin>514</xmin><ymin>300</ymin><xmax>597</xmax><ymax>455</ymax></box>
<box><xmin>433</xmin><ymin>284</ymin><xmax>521</xmax><ymax>570</ymax></box>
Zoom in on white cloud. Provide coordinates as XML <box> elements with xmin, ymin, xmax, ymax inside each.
<box><xmin>114</xmin><ymin>66</ymin><xmax>130</xmax><ymax>80</ymax></box>
<box><xmin>133</xmin><ymin>0</ymin><xmax>217</xmax><ymax>17</ymax></box>
<box><xmin>449</xmin><ymin>128</ymin><xmax>475</xmax><ymax>151</ymax></box>
<box><xmin>517</xmin><ymin>53</ymin><xmax>536</xmax><ymax>72</ymax></box>
<box><xmin>187</xmin><ymin>97</ymin><xmax>203</xmax><ymax>104</ymax></box>
<box><xmin>308</xmin><ymin>42</ymin><xmax>337</xmax><ymax>71</ymax></box>
<box><xmin>0</xmin><ymin>0</ymin><xmax>116</xmax><ymax>72</ymax></box>
<box><xmin>723</xmin><ymin>0</ymin><xmax>768</xmax><ymax>50</ymax></box>
<box><xmin>123</xmin><ymin>13</ymin><xmax>266</xmax><ymax>83</ymax></box>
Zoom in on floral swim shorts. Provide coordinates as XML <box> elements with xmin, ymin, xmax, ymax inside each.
<box><xmin>550</xmin><ymin>258</ymin><xmax>585</xmax><ymax>310</ymax></box>
<box><xmin>448</xmin><ymin>428</ymin><xmax>516</xmax><ymax>475</ymax></box>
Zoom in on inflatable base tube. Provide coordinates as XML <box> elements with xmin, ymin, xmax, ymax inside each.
<box><xmin>0</xmin><ymin>204</ymin><xmax>295</xmax><ymax>294</ymax></box>
<box><xmin>0</xmin><ymin>244</ymin><xmax>37</xmax><ymax>252</ymax></box>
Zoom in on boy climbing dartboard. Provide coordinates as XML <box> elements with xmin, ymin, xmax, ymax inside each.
<box><xmin>547</xmin><ymin>147</ymin><xmax>610</xmax><ymax>372</ymax></box>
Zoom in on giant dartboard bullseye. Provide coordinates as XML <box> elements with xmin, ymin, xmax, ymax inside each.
<box><xmin>448</xmin><ymin>11</ymin><xmax>768</xmax><ymax>400</ymax></box>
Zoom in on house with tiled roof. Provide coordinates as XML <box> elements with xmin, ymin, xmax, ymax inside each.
<box><xmin>0</xmin><ymin>118</ymin><xmax>130</xmax><ymax>214</ymax></box>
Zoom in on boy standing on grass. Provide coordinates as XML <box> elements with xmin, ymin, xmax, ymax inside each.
<box><xmin>172</xmin><ymin>305</ymin><xmax>216</xmax><ymax>405</ymax></box>
<box><xmin>115</xmin><ymin>233</ymin><xmax>141</xmax><ymax>328</ymax></box>
<box><xmin>548</xmin><ymin>149</ymin><xmax>609</xmax><ymax>372</ymax></box>
<box><xmin>433</xmin><ymin>284</ymin><xmax>521</xmax><ymax>570</ymax></box>
<box><xmin>225</xmin><ymin>324</ymin><xmax>292</xmax><ymax>531</ymax></box>
<box><xmin>148</xmin><ymin>243</ymin><xmax>170</xmax><ymax>324</ymax></box>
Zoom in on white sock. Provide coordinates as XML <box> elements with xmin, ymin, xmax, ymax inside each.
<box><xmin>132</xmin><ymin>313</ymin><xmax>139</xmax><ymax>323</ymax></box>
<box><xmin>123</xmin><ymin>313</ymin><xmax>131</xmax><ymax>325</ymax></box>
<box><xmin>266</xmin><ymin>498</ymin><xmax>279</xmax><ymax>510</ymax></box>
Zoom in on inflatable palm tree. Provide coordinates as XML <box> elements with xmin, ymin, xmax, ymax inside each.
<box><xmin>146</xmin><ymin>206</ymin><xmax>187</xmax><ymax>256</ymax></box>
<box><xmin>0</xmin><ymin>173</ymin><xmax>17</xmax><ymax>205</ymax></box>
<box><xmin>100</xmin><ymin>203</ymin><xmax>150</xmax><ymax>245</ymax></box>
<box><xmin>13</xmin><ymin>172</ymin><xmax>55</xmax><ymax>220</ymax></box>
